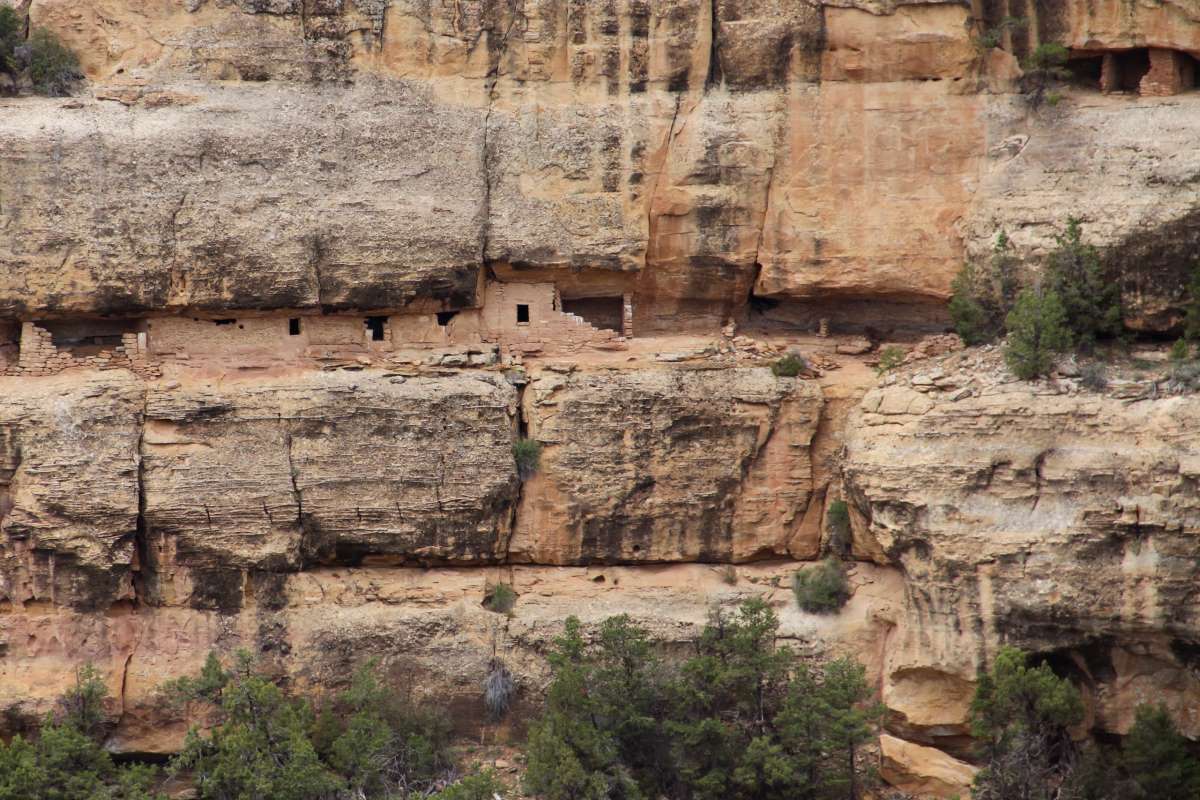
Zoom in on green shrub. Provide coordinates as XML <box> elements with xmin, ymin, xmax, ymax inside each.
<box><xmin>826</xmin><ymin>499</ymin><xmax>851</xmax><ymax>556</ymax></box>
<box><xmin>1004</xmin><ymin>287</ymin><xmax>1072</xmax><ymax>380</ymax></box>
<box><xmin>0</xmin><ymin>664</ymin><xmax>167</xmax><ymax>800</ymax></box>
<box><xmin>970</xmin><ymin>647</ymin><xmax>1084</xmax><ymax>800</ymax></box>
<box><xmin>1021</xmin><ymin>43</ymin><xmax>1071</xmax><ymax>105</ymax></box>
<box><xmin>972</xmin><ymin>16</ymin><xmax>1027</xmax><ymax>52</ymax></box>
<box><xmin>875</xmin><ymin>345</ymin><xmax>905</xmax><ymax>375</ymax></box>
<box><xmin>792</xmin><ymin>557</ymin><xmax>851</xmax><ymax>613</ymax></box>
<box><xmin>512</xmin><ymin>438</ymin><xmax>542</xmax><ymax>478</ymax></box>
<box><xmin>483</xmin><ymin>582</ymin><xmax>517</xmax><ymax>614</ymax></box>
<box><xmin>0</xmin><ymin>6</ymin><xmax>20</xmax><ymax>78</ymax></box>
<box><xmin>1045</xmin><ymin>218</ymin><xmax>1122</xmax><ymax>350</ymax></box>
<box><xmin>1123</xmin><ymin>704</ymin><xmax>1200</xmax><ymax>800</ymax></box>
<box><xmin>429</xmin><ymin>770</ymin><xmax>507</xmax><ymax>800</ymax></box>
<box><xmin>169</xmin><ymin>652</ymin><xmax>453</xmax><ymax>800</ymax></box>
<box><xmin>771</xmin><ymin>353</ymin><xmax>806</xmax><ymax>377</ymax></box>
<box><xmin>525</xmin><ymin>602</ymin><xmax>883</xmax><ymax>800</ymax></box>
<box><xmin>28</xmin><ymin>27</ymin><xmax>80</xmax><ymax>96</ymax></box>
<box><xmin>1170</xmin><ymin>338</ymin><xmax>1190</xmax><ymax>363</ymax></box>
<box><xmin>1183</xmin><ymin>264</ymin><xmax>1200</xmax><ymax>342</ymax></box>
<box><xmin>950</xmin><ymin>232</ymin><xmax>1020</xmax><ymax>345</ymax></box>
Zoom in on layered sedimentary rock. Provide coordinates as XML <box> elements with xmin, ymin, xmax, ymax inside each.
<box><xmin>6</xmin><ymin>0</ymin><xmax>1200</xmax><ymax>796</ymax></box>
<box><xmin>513</xmin><ymin>366</ymin><xmax>823</xmax><ymax>563</ymax></box>
<box><xmin>844</xmin><ymin>352</ymin><xmax>1200</xmax><ymax>751</ymax></box>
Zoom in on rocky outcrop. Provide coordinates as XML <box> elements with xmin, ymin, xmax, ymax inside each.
<box><xmin>513</xmin><ymin>366</ymin><xmax>823</xmax><ymax>563</ymax></box>
<box><xmin>844</xmin><ymin>349</ymin><xmax>1200</xmax><ymax>752</ymax></box>
<box><xmin>0</xmin><ymin>365</ymin><xmax>822</xmax><ymax>612</ymax></box>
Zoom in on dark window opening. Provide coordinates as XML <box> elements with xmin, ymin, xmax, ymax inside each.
<box><xmin>1114</xmin><ymin>49</ymin><xmax>1151</xmax><ymax>92</ymax></box>
<box><xmin>436</xmin><ymin>311</ymin><xmax>458</xmax><ymax>327</ymax></box>
<box><xmin>1066</xmin><ymin>54</ymin><xmax>1103</xmax><ymax>88</ymax></box>
<box><xmin>561</xmin><ymin>296</ymin><xmax>623</xmax><ymax>332</ymax></box>
<box><xmin>516</xmin><ymin>304</ymin><xmax>530</xmax><ymax>324</ymax></box>
<box><xmin>288</xmin><ymin>318</ymin><xmax>301</xmax><ymax>336</ymax></box>
<box><xmin>213</xmin><ymin>319</ymin><xmax>236</xmax><ymax>326</ymax></box>
<box><xmin>365</xmin><ymin>316</ymin><xmax>387</xmax><ymax>341</ymax></box>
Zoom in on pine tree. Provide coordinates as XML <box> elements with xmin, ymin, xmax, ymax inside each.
<box><xmin>1045</xmin><ymin>218</ymin><xmax>1122</xmax><ymax>349</ymax></box>
<box><xmin>1122</xmin><ymin>704</ymin><xmax>1200</xmax><ymax>800</ymax></box>
<box><xmin>1004</xmin><ymin>287</ymin><xmax>1072</xmax><ymax>379</ymax></box>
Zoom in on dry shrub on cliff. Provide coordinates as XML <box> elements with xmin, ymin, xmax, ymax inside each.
<box><xmin>792</xmin><ymin>557</ymin><xmax>851</xmax><ymax>613</ymax></box>
<box><xmin>483</xmin><ymin>658</ymin><xmax>516</xmax><ymax>721</ymax></box>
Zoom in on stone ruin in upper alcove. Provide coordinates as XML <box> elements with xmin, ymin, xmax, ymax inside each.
<box><xmin>1068</xmin><ymin>47</ymin><xmax>1200</xmax><ymax>96</ymax></box>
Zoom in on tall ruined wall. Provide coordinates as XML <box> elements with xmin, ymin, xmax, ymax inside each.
<box><xmin>5</xmin><ymin>0</ymin><xmax>1200</xmax><ymax>797</ymax></box>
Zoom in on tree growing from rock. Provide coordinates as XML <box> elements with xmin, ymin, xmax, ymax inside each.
<box><xmin>1004</xmin><ymin>287</ymin><xmax>1072</xmax><ymax>379</ymax></box>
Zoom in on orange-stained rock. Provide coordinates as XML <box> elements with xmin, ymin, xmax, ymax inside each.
<box><xmin>879</xmin><ymin>734</ymin><xmax>977</xmax><ymax>799</ymax></box>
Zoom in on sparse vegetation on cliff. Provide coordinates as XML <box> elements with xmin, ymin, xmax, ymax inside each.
<box><xmin>166</xmin><ymin>652</ymin><xmax>463</xmax><ymax>800</ymax></box>
<box><xmin>771</xmin><ymin>353</ymin><xmax>806</xmax><ymax>377</ymax></box>
<box><xmin>483</xmin><ymin>582</ymin><xmax>517</xmax><ymax>615</ymax></box>
<box><xmin>0</xmin><ymin>7</ymin><xmax>81</xmax><ymax>97</ymax></box>
<box><xmin>1045</xmin><ymin>218</ymin><xmax>1123</xmax><ymax>351</ymax></box>
<box><xmin>1004</xmin><ymin>287</ymin><xmax>1072</xmax><ymax>379</ymax></box>
<box><xmin>792</xmin><ymin>557</ymin><xmax>851</xmax><ymax>613</ymax></box>
<box><xmin>1021</xmin><ymin>43</ymin><xmax>1071</xmax><ymax>106</ymax></box>
<box><xmin>825</xmin><ymin>499</ymin><xmax>851</xmax><ymax>556</ymax></box>
<box><xmin>512</xmin><ymin>438</ymin><xmax>542</xmax><ymax>479</ymax></box>
<box><xmin>950</xmin><ymin>232</ymin><xmax>1019</xmax><ymax>345</ymax></box>
<box><xmin>525</xmin><ymin>601</ymin><xmax>882</xmax><ymax>800</ymax></box>
<box><xmin>875</xmin><ymin>346</ymin><xmax>905</xmax><ymax>375</ymax></box>
<box><xmin>0</xmin><ymin>665</ymin><xmax>166</xmax><ymax>800</ymax></box>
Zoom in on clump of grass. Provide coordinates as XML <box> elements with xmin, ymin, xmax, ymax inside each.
<box><xmin>720</xmin><ymin>565</ymin><xmax>738</xmax><ymax>585</ymax></box>
<box><xmin>875</xmin><ymin>346</ymin><xmax>905</xmax><ymax>376</ymax></box>
<box><xmin>1170</xmin><ymin>338</ymin><xmax>1191</xmax><ymax>364</ymax></box>
<box><xmin>793</xmin><ymin>557</ymin><xmax>850</xmax><ymax>614</ymax></box>
<box><xmin>513</xmin><ymin>438</ymin><xmax>542</xmax><ymax>479</ymax></box>
<box><xmin>771</xmin><ymin>353</ymin><xmax>806</xmax><ymax>378</ymax></box>
<box><xmin>483</xmin><ymin>658</ymin><xmax>516</xmax><ymax>720</ymax></box>
<box><xmin>483</xmin><ymin>583</ymin><xmax>517</xmax><ymax>615</ymax></box>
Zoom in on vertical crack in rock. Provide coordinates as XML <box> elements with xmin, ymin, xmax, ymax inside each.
<box><xmin>132</xmin><ymin>398</ymin><xmax>152</xmax><ymax>607</ymax></box>
<box><xmin>705</xmin><ymin>0</ymin><xmax>721</xmax><ymax>90</ymax></box>
<box><xmin>284</xmin><ymin>432</ymin><xmax>304</xmax><ymax>530</ymax></box>
<box><xmin>503</xmin><ymin>381</ymin><xmax>530</xmax><ymax>563</ymax></box>
<box><xmin>307</xmin><ymin>233</ymin><xmax>327</xmax><ymax>310</ymax></box>
<box><xmin>646</xmin><ymin>94</ymin><xmax>684</xmax><ymax>269</ymax></box>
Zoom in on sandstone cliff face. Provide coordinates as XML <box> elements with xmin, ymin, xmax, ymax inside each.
<box><xmin>844</xmin><ymin>351</ymin><xmax>1200</xmax><ymax>754</ymax></box>
<box><xmin>5</xmin><ymin>0</ymin><xmax>1200</xmax><ymax>796</ymax></box>
<box><xmin>514</xmin><ymin>367</ymin><xmax>822</xmax><ymax>563</ymax></box>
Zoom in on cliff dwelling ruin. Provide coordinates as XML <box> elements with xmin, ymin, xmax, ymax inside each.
<box><xmin>2</xmin><ymin>281</ymin><xmax>637</xmax><ymax>377</ymax></box>
<box><xmin>1070</xmin><ymin>47</ymin><xmax>1199</xmax><ymax>96</ymax></box>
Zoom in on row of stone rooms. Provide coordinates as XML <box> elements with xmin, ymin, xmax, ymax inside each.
<box><xmin>1067</xmin><ymin>47</ymin><xmax>1200</xmax><ymax>96</ymax></box>
<box><xmin>0</xmin><ymin>281</ymin><xmax>636</xmax><ymax>376</ymax></box>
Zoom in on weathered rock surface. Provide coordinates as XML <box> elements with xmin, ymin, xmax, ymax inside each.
<box><xmin>4</xmin><ymin>0</ymin><xmax>1200</xmax><ymax>331</ymax></box>
<box><xmin>845</xmin><ymin>359</ymin><xmax>1200</xmax><ymax>748</ymax></box>
<box><xmin>513</xmin><ymin>367</ymin><xmax>823</xmax><ymax>563</ymax></box>
<box><xmin>0</xmin><ymin>373</ymin><xmax>144</xmax><ymax>610</ymax></box>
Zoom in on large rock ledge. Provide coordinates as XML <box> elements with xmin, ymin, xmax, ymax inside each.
<box><xmin>0</xmin><ymin>366</ymin><xmax>823</xmax><ymax>611</ymax></box>
<box><xmin>844</xmin><ymin>373</ymin><xmax>1200</xmax><ymax>748</ymax></box>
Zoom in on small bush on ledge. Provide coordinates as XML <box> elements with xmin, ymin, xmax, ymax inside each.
<box><xmin>793</xmin><ymin>557</ymin><xmax>850</xmax><ymax>614</ymax></box>
<box><xmin>875</xmin><ymin>345</ymin><xmax>905</xmax><ymax>376</ymax></box>
<box><xmin>0</xmin><ymin>8</ymin><xmax>82</xmax><ymax>97</ymax></box>
<box><xmin>826</xmin><ymin>499</ymin><xmax>851</xmax><ymax>556</ymax></box>
<box><xmin>512</xmin><ymin>438</ymin><xmax>542</xmax><ymax>479</ymax></box>
<box><xmin>771</xmin><ymin>353</ymin><xmax>806</xmax><ymax>377</ymax></box>
<box><xmin>483</xmin><ymin>582</ymin><xmax>517</xmax><ymax>615</ymax></box>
